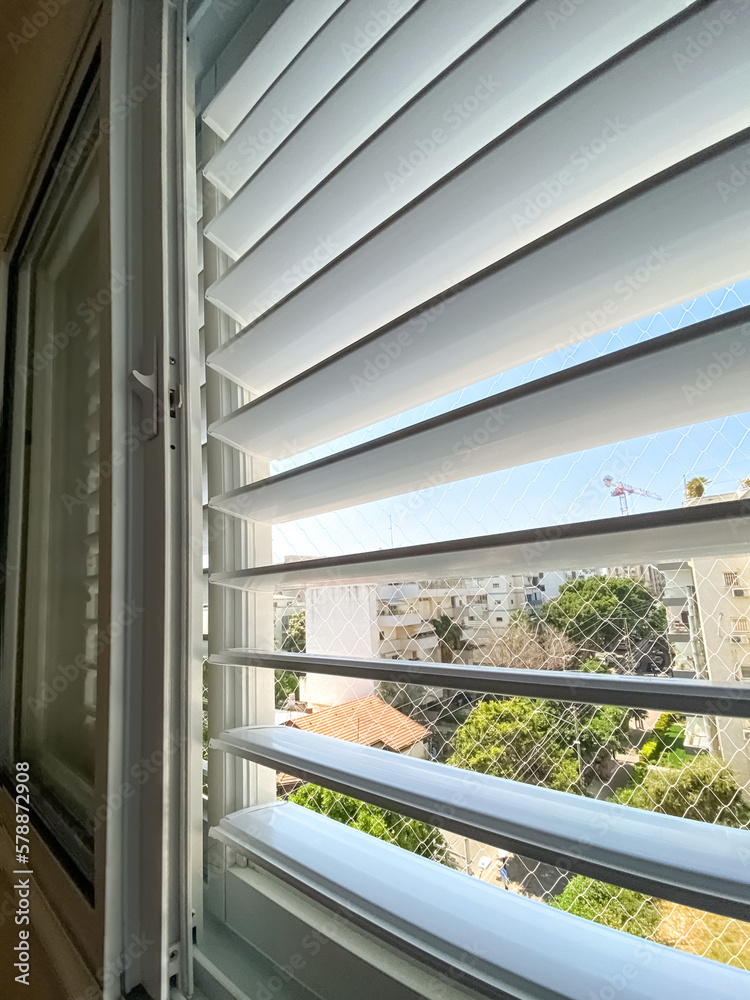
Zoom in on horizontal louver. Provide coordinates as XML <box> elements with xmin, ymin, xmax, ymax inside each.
<box><xmin>209</xmin><ymin>309</ymin><xmax>750</xmax><ymax>517</ymax></box>
<box><xmin>210</xmin><ymin>503</ymin><xmax>748</xmax><ymax>591</ymax></box>
<box><xmin>212</xmin><ymin>803</ymin><xmax>750</xmax><ymax>1000</ymax></box>
<box><xmin>210</xmin><ymin>650</ymin><xmax>750</xmax><ymax>717</ymax></box>
<box><xmin>202</xmin><ymin>0</ymin><xmax>349</xmax><ymax>140</ymax></box>
<box><xmin>213</xmin><ymin>725</ymin><xmax>750</xmax><ymax>919</ymax></box>
<box><xmin>201</xmin><ymin>0</ymin><xmax>750</xmax><ymax>992</ymax></box>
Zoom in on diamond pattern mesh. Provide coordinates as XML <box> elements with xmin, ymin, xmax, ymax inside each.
<box><xmin>264</xmin><ymin>286</ymin><xmax>750</xmax><ymax>968</ymax></box>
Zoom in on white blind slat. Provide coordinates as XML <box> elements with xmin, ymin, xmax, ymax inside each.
<box><xmin>215</xmin><ymin>726</ymin><xmax>750</xmax><ymax>918</ymax></box>
<box><xmin>204</xmin><ymin>0</ymin><xmax>421</xmax><ymax>199</ymax></box>
<box><xmin>214</xmin><ymin>803</ymin><xmax>750</xmax><ymax>1000</ymax></box>
<box><xmin>203</xmin><ymin>0</ymin><xmax>348</xmax><ymax>140</ymax></box>
<box><xmin>206</xmin><ymin>5</ymin><xmax>750</xmax><ymax>339</ymax></box>
<box><xmin>208</xmin><ymin>137</ymin><xmax>750</xmax><ymax>447</ymax></box>
<box><xmin>210</xmin><ymin>502</ymin><xmax>750</xmax><ymax>592</ymax></box>
<box><xmin>209</xmin><ymin>313</ymin><xmax>750</xmax><ymax>520</ymax></box>
<box><xmin>205</xmin><ymin>0</ymin><xmax>700</xmax><ymax>289</ymax></box>
<box><xmin>203</xmin><ymin>0</ymin><xmax>540</xmax><ymax>265</ymax></box>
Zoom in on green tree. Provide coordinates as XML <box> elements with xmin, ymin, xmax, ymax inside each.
<box><xmin>448</xmin><ymin>698</ymin><xmax>578</xmax><ymax>790</ymax></box>
<box><xmin>281</xmin><ymin>610</ymin><xmax>306</xmax><ymax>652</ymax></box>
<box><xmin>613</xmin><ymin>755</ymin><xmax>750</xmax><ymax>828</ymax></box>
<box><xmin>685</xmin><ymin>476</ymin><xmax>710</xmax><ymax>499</ymax></box>
<box><xmin>430</xmin><ymin>613</ymin><xmax>466</xmax><ymax>662</ymax></box>
<box><xmin>448</xmin><ymin>697</ymin><xmax>629</xmax><ymax>791</ymax></box>
<box><xmin>553</xmin><ymin>702</ymin><xmax>630</xmax><ymax>766</ymax></box>
<box><xmin>274</xmin><ymin>669</ymin><xmax>302</xmax><ymax>709</ymax></box>
<box><xmin>289</xmin><ymin>783</ymin><xmax>453</xmax><ymax>864</ymax></box>
<box><xmin>579</xmin><ymin>657</ymin><xmax>612</xmax><ymax>674</ymax></box>
<box><xmin>539</xmin><ymin>575</ymin><xmax>667</xmax><ymax>655</ymax></box>
<box><xmin>549</xmin><ymin>876</ymin><xmax>660</xmax><ymax>938</ymax></box>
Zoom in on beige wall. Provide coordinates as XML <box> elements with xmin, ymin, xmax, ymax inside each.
<box><xmin>0</xmin><ymin>0</ymin><xmax>97</xmax><ymax>250</ymax></box>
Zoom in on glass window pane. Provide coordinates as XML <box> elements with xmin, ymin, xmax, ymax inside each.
<box><xmin>17</xmin><ymin>114</ymin><xmax>101</xmax><ymax>877</ymax></box>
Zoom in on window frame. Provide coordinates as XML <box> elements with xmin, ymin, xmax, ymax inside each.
<box><xmin>0</xmin><ymin>25</ymin><xmax>107</xmax><ymax>986</ymax></box>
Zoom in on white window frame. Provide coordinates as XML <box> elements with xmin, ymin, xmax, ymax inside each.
<box><xmin>0</xmin><ymin>17</ymin><xmax>106</xmax><ymax>994</ymax></box>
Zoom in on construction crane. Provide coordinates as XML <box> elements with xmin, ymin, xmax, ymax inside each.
<box><xmin>603</xmin><ymin>476</ymin><xmax>662</xmax><ymax>516</ymax></box>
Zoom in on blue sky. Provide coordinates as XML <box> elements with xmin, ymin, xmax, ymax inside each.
<box><xmin>272</xmin><ymin>280</ymin><xmax>750</xmax><ymax>562</ymax></box>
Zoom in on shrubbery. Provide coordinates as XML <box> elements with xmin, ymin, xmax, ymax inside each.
<box><xmin>549</xmin><ymin>876</ymin><xmax>660</xmax><ymax>938</ymax></box>
<box><xmin>614</xmin><ymin>754</ymin><xmax>750</xmax><ymax>828</ymax></box>
<box><xmin>289</xmin><ymin>783</ymin><xmax>454</xmax><ymax>865</ymax></box>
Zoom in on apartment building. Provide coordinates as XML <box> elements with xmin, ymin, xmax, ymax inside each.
<box><xmin>660</xmin><ymin>489</ymin><xmax>750</xmax><ymax>785</ymax></box>
<box><xmin>289</xmin><ymin>574</ymin><xmax>561</xmax><ymax>712</ymax></box>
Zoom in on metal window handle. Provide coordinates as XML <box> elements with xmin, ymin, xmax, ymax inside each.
<box><xmin>130</xmin><ymin>344</ymin><xmax>159</xmax><ymax>440</ymax></box>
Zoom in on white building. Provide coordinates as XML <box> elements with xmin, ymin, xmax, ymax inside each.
<box><xmin>291</xmin><ymin>574</ymin><xmax>560</xmax><ymax>711</ymax></box>
<box><xmin>300</xmin><ymin>584</ymin><xmax>381</xmax><ymax>707</ymax></box>
<box><xmin>660</xmin><ymin>488</ymin><xmax>750</xmax><ymax>786</ymax></box>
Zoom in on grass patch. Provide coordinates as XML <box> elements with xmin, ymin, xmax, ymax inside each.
<box><xmin>642</xmin><ymin>724</ymin><xmax>687</xmax><ymax>764</ymax></box>
<box><xmin>658</xmin><ymin>903</ymin><xmax>750</xmax><ymax>969</ymax></box>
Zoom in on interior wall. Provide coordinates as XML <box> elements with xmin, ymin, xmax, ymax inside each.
<box><xmin>0</xmin><ymin>0</ymin><xmax>97</xmax><ymax>252</ymax></box>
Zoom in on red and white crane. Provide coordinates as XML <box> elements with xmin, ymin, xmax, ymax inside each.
<box><xmin>603</xmin><ymin>476</ymin><xmax>662</xmax><ymax>516</ymax></box>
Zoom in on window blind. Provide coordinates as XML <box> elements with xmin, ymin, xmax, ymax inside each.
<box><xmin>201</xmin><ymin>1</ymin><xmax>750</xmax><ymax>996</ymax></box>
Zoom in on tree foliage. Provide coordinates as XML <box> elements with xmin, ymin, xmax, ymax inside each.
<box><xmin>430</xmin><ymin>613</ymin><xmax>467</xmax><ymax>662</ymax></box>
<box><xmin>274</xmin><ymin>669</ymin><xmax>301</xmax><ymax>709</ymax></box>
<box><xmin>377</xmin><ymin>680</ymin><xmax>432</xmax><ymax>714</ymax></box>
<box><xmin>486</xmin><ymin>611</ymin><xmax>575</xmax><ymax>671</ymax></box>
<box><xmin>447</xmin><ymin>697</ymin><xmax>628</xmax><ymax>791</ymax></box>
<box><xmin>549</xmin><ymin>876</ymin><xmax>660</xmax><ymax>938</ymax></box>
<box><xmin>539</xmin><ymin>575</ymin><xmax>667</xmax><ymax>654</ymax></box>
<box><xmin>685</xmin><ymin>476</ymin><xmax>710</xmax><ymax>499</ymax></box>
<box><xmin>613</xmin><ymin>755</ymin><xmax>750</xmax><ymax>828</ymax></box>
<box><xmin>289</xmin><ymin>783</ymin><xmax>453</xmax><ymax>864</ymax></box>
<box><xmin>281</xmin><ymin>610</ymin><xmax>306</xmax><ymax>653</ymax></box>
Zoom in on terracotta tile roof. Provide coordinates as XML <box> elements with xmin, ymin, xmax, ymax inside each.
<box><xmin>286</xmin><ymin>695</ymin><xmax>429</xmax><ymax>752</ymax></box>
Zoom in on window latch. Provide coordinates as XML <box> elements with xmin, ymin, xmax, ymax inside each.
<box><xmin>130</xmin><ymin>344</ymin><xmax>159</xmax><ymax>440</ymax></box>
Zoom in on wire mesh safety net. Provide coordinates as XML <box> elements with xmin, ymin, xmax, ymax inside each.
<box><xmin>197</xmin><ymin>0</ymin><xmax>750</xmax><ymax>983</ymax></box>
<box><xmin>261</xmin><ymin>285</ymin><xmax>750</xmax><ymax>970</ymax></box>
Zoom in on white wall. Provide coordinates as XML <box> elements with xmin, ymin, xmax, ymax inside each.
<box><xmin>302</xmin><ymin>584</ymin><xmax>379</xmax><ymax>706</ymax></box>
<box><xmin>691</xmin><ymin>553</ymin><xmax>750</xmax><ymax>788</ymax></box>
